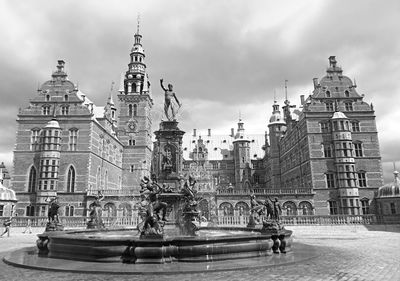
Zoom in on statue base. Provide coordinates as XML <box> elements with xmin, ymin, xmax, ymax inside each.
<box><xmin>45</xmin><ymin>222</ymin><xmax>64</xmax><ymax>232</ymax></box>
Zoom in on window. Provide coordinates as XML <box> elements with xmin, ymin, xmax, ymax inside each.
<box><xmin>345</xmin><ymin>102</ymin><xmax>353</xmax><ymax>111</ymax></box>
<box><xmin>28</xmin><ymin>166</ymin><xmax>37</xmax><ymax>192</ymax></box>
<box><xmin>42</xmin><ymin>106</ymin><xmax>51</xmax><ymax>115</ymax></box>
<box><xmin>128</xmin><ymin>139</ymin><xmax>136</xmax><ymax>146</ymax></box>
<box><xmin>130</xmin><ymin>165</ymin><xmax>135</xmax><ymax>173</ymax></box>
<box><xmin>30</xmin><ymin>129</ymin><xmax>40</xmax><ymax>151</ymax></box>
<box><xmin>66</xmin><ymin>166</ymin><xmax>75</xmax><ymax>192</ymax></box>
<box><xmin>253</xmin><ymin>174</ymin><xmax>260</xmax><ymax>184</ymax></box>
<box><xmin>128</xmin><ymin>104</ymin><xmax>133</xmax><ymax>117</ymax></box>
<box><xmin>133</xmin><ymin>104</ymin><xmax>138</xmax><ymax>116</ymax></box>
<box><xmin>351</xmin><ymin>121</ymin><xmax>360</xmax><ymax>132</ymax></box>
<box><xmin>326</xmin><ymin>102</ymin><xmax>334</xmax><ymax>111</ymax></box>
<box><xmin>212</xmin><ymin>162</ymin><xmax>219</xmax><ymax>169</ymax></box>
<box><xmin>329</xmin><ymin>201</ymin><xmax>338</xmax><ymax>215</ymax></box>
<box><xmin>326</xmin><ymin>91</ymin><xmax>331</xmax><ymax>98</ymax></box>
<box><xmin>344</xmin><ymin>90</ymin><xmax>350</xmax><ymax>97</ymax></box>
<box><xmin>326</xmin><ymin>173</ymin><xmax>335</xmax><ymax>188</ymax></box>
<box><xmin>323</xmin><ymin>144</ymin><xmax>332</xmax><ymax>157</ymax></box>
<box><xmin>26</xmin><ymin>205</ymin><xmax>35</xmax><ymax>216</ymax></box>
<box><xmin>104</xmin><ymin>170</ymin><xmax>108</xmax><ymax>190</ymax></box>
<box><xmin>0</xmin><ymin>205</ymin><xmax>3</xmax><ymax>216</ymax></box>
<box><xmin>69</xmin><ymin>129</ymin><xmax>78</xmax><ymax>151</ymax></box>
<box><xmin>354</xmin><ymin>142</ymin><xmax>363</xmax><ymax>157</ymax></box>
<box><xmin>46</xmin><ymin>95</ymin><xmax>50</xmax><ymax>101</ymax></box>
<box><xmin>65</xmin><ymin>205</ymin><xmax>74</xmax><ymax>217</ymax></box>
<box><xmin>61</xmin><ymin>106</ymin><xmax>69</xmax><ymax>115</ymax></box>
<box><xmin>64</xmin><ymin>94</ymin><xmax>69</xmax><ymax>101</ymax></box>
<box><xmin>320</xmin><ymin>122</ymin><xmax>330</xmax><ymax>133</ymax></box>
<box><xmin>358</xmin><ymin>171</ymin><xmax>367</xmax><ymax>187</ymax></box>
<box><xmin>390</xmin><ymin>203</ymin><xmax>396</xmax><ymax>214</ymax></box>
<box><xmin>361</xmin><ymin>199</ymin><xmax>369</xmax><ymax>214</ymax></box>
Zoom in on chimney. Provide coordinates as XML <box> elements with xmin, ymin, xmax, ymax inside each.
<box><xmin>193</xmin><ymin>129</ymin><xmax>197</xmax><ymax>137</ymax></box>
<box><xmin>208</xmin><ymin>129</ymin><xmax>211</xmax><ymax>136</ymax></box>
<box><xmin>231</xmin><ymin>128</ymin><xmax>234</xmax><ymax>137</ymax></box>
<box><xmin>312</xmin><ymin>78</ymin><xmax>318</xmax><ymax>89</ymax></box>
<box><xmin>300</xmin><ymin>95</ymin><xmax>305</xmax><ymax>105</ymax></box>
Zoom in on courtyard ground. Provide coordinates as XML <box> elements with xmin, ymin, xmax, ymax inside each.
<box><xmin>0</xmin><ymin>225</ymin><xmax>399</xmax><ymax>281</ymax></box>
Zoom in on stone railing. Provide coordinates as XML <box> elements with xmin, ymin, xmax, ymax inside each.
<box><xmin>216</xmin><ymin>188</ymin><xmax>314</xmax><ymax>196</ymax></box>
<box><xmin>86</xmin><ymin>189</ymin><xmax>137</xmax><ymax>197</ymax></box>
<box><xmin>4</xmin><ymin>214</ymin><xmax>377</xmax><ymax>228</ymax></box>
<box><xmin>216</xmin><ymin>214</ymin><xmax>377</xmax><ymax>226</ymax></box>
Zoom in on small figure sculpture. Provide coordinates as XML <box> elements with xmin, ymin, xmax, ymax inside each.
<box><xmin>160</xmin><ymin>78</ymin><xmax>181</xmax><ymax>121</ymax></box>
<box><xmin>263</xmin><ymin>197</ymin><xmax>274</xmax><ymax>220</ymax></box>
<box><xmin>137</xmin><ymin>176</ymin><xmax>168</xmax><ymax>237</ymax></box>
<box><xmin>87</xmin><ymin>191</ymin><xmax>105</xmax><ymax>229</ymax></box>
<box><xmin>162</xmin><ymin>146</ymin><xmax>173</xmax><ymax>172</ymax></box>
<box><xmin>249</xmin><ymin>193</ymin><xmax>264</xmax><ymax>224</ymax></box>
<box><xmin>272</xmin><ymin>197</ymin><xmax>282</xmax><ymax>221</ymax></box>
<box><xmin>45</xmin><ymin>197</ymin><xmax>64</xmax><ymax>231</ymax></box>
<box><xmin>180</xmin><ymin>176</ymin><xmax>200</xmax><ymax>236</ymax></box>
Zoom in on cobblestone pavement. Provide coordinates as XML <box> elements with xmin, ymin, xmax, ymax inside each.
<box><xmin>0</xmin><ymin>226</ymin><xmax>399</xmax><ymax>281</ymax></box>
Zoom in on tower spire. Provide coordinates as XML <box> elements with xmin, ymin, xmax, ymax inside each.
<box><xmin>137</xmin><ymin>13</ymin><xmax>141</xmax><ymax>34</ymax></box>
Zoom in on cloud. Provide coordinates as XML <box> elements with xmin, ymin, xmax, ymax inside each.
<box><xmin>0</xmin><ymin>0</ymin><xmax>400</xmax><ymax>183</ymax></box>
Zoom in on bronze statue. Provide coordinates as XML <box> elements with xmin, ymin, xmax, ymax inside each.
<box><xmin>160</xmin><ymin>78</ymin><xmax>181</xmax><ymax>121</ymax></box>
<box><xmin>47</xmin><ymin>197</ymin><xmax>60</xmax><ymax>223</ymax></box>
<box><xmin>87</xmin><ymin>191</ymin><xmax>105</xmax><ymax>229</ymax></box>
<box><xmin>272</xmin><ymin>197</ymin><xmax>282</xmax><ymax>221</ymax></box>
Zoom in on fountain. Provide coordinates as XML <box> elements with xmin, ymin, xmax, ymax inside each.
<box><xmin>3</xmin><ymin>80</ymin><xmax>313</xmax><ymax>275</ymax></box>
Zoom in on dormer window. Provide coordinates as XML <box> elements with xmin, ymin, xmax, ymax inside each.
<box><xmin>64</xmin><ymin>94</ymin><xmax>69</xmax><ymax>101</ymax></box>
<box><xmin>61</xmin><ymin>106</ymin><xmax>69</xmax><ymax>115</ymax></box>
<box><xmin>326</xmin><ymin>91</ymin><xmax>331</xmax><ymax>98</ymax></box>
<box><xmin>345</xmin><ymin>90</ymin><xmax>350</xmax><ymax>97</ymax></box>
<box><xmin>46</xmin><ymin>95</ymin><xmax>50</xmax><ymax>101</ymax></box>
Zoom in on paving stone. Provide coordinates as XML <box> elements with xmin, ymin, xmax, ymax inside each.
<box><xmin>0</xmin><ymin>226</ymin><xmax>399</xmax><ymax>281</ymax></box>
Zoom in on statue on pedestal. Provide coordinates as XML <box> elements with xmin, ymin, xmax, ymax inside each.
<box><xmin>160</xmin><ymin>78</ymin><xmax>181</xmax><ymax>121</ymax></box>
<box><xmin>45</xmin><ymin>197</ymin><xmax>64</xmax><ymax>231</ymax></box>
<box><xmin>180</xmin><ymin>176</ymin><xmax>200</xmax><ymax>236</ymax></box>
<box><xmin>137</xmin><ymin>176</ymin><xmax>168</xmax><ymax>237</ymax></box>
<box><xmin>87</xmin><ymin>191</ymin><xmax>105</xmax><ymax>229</ymax></box>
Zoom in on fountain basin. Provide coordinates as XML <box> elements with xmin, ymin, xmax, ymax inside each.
<box><xmin>36</xmin><ymin>226</ymin><xmax>292</xmax><ymax>264</ymax></box>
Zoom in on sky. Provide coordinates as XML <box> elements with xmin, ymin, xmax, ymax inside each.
<box><xmin>0</xmin><ymin>0</ymin><xmax>399</xmax><ymax>183</ymax></box>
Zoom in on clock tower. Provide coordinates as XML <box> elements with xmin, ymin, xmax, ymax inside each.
<box><xmin>117</xmin><ymin>24</ymin><xmax>153</xmax><ymax>192</ymax></box>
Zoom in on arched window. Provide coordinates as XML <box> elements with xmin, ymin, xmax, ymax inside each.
<box><xmin>344</xmin><ymin>90</ymin><xmax>350</xmax><ymax>97</ymax></box>
<box><xmin>128</xmin><ymin>104</ymin><xmax>133</xmax><ymax>117</ymax></box>
<box><xmin>299</xmin><ymin>201</ymin><xmax>313</xmax><ymax>215</ymax></box>
<box><xmin>64</xmin><ymin>94</ymin><xmax>69</xmax><ymax>101</ymax></box>
<box><xmin>65</xmin><ymin>205</ymin><xmax>74</xmax><ymax>216</ymax></box>
<box><xmin>66</xmin><ymin>166</ymin><xmax>75</xmax><ymax>193</ymax></box>
<box><xmin>133</xmin><ymin>104</ymin><xmax>138</xmax><ymax>116</ymax></box>
<box><xmin>283</xmin><ymin>201</ymin><xmax>297</xmax><ymax>216</ymax></box>
<box><xmin>326</xmin><ymin>90</ymin><xmax>331</xmax><ymax>98</ymax></box>
<box><xmin>26</xmin><ymin>205</ymin><xmax>35</xmax><ymax>216</ymax></box>
<box><xmin>28</xmin><ymin>166</ymin><xmax>37</xmax><ymax>192</ymax></box>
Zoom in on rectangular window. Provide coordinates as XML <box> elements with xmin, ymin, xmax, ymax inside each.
<box><xmin>354</xmin><ymin>143</ymin><xmax>363</xmax><ymax>157</ymax></box>
<box><xmin>329</xmin><ymin>201</ymin><xmax>338</xmax><ymax>215</ymax></box>
<box><xmin>69</xmin><ymin>130</ymin><xmax>78</xmax><ymax>151</ymax></box>
<box><xmin>390</xmin><ymin>203</ymin><xmax>396</xmax><ymax>214</ymax></box>
<box><xmin>326</xmin><ymin>173</ymin><xmax>335</xmax><ymax>188</ymax></box>
<box><xmin>0</xmin><ymin>205</ymin><xmax>3</xmax><ymax>216</ymax></box>
<box><xmin>61</xmin><ymin>106</ymin><xmax>69</xmax><ymax>115</ymax></box>
<box><xmin>128</xmin><ymin>139</ymin><xmax>136</xmax><ymax>146</ymax></box>
<box><xmin>361</xmin><ymin>200</ymin><xmax>369</xmax><ymax>214</ymax></box>
<box><xmin>358</xmin><ymin>172</ymin><xmax>367</xmax><ymax>187</ymax></box>
<box><xmin>212</xmin><ymin>162</ymin><xmax>219</xmax><ymax>169</ymax></box>
<box><xmin>30</xmin><ymin>130</ymin><xmax>40</xmax><ymax>151</ymax></box>
<box><xmin>320</xmin><ymin>122</ymin><xmax>330</xmax><ymax>133</ymax></box>
<box><xmin>345</xmin><ymin>102</ymin><xmax>353</xmax><ymax>111</ymax></box>
<box><xmin>42</xmin><ymin>106</ymin><xmax>50</xmax><ymax>115</ymax></box>
<box><xmin>130</xmin><ymin>165</ymin><xmax>135</xmax><ymax>173</ymax></box>
<box><xmin>323</xmin><ymin>144</ymin><xmax>332</xmax><ymax>157</ymax></box>
<box><xmin>326</xmin><ymin>102</ymin><xmax>334</xmax><ymax>111</ymax></box>
<box><xmin>351</xmin><ymin>122</ymin><xmax>360</xmax><ymax>132</ymax></box>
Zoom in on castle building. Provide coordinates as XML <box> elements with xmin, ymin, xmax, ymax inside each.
<box><xmin>12</xmin><ymin>27</ymin><xmax>152</xmax><ymax>218</ymax></box>
<box><xmin>182</xmin><ymin>56</ymin><xmax>384</xmax><ymax>218</ymax></box>
<box><xmin>10</xmin><ymin>23</ymin><xmax>383</xmax><ymax>221</ymax></box>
